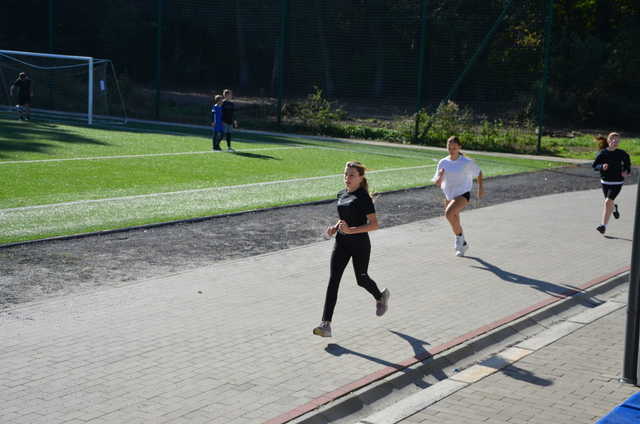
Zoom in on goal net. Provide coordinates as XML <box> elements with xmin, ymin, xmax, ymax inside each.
<box><xmin>0</xmin><ymin>50</ymin><xmax>127</xmax><ymax>124</ymax></box>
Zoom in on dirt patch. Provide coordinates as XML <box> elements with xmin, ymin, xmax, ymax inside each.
<box><xmin>0</xmin><ymin>164</ymin><xmax>629</xmax><ymax>309</ymax></box>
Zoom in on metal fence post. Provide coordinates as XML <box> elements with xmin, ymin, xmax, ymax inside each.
<box><xmin>48</xmin><ymin>0</ymin><xmax>55</xmax><ymax>52</ymax></box>
<box><xmin>414</xmin><ymin>0</ymin><xmax>428</xmax><ymax>143</ymax></box>
<box><xmin>276</xmin><ymin>0</ymin><xmax>289</xmax><ymax>125</ymax></box>
<box><xmin>536</xmin><ymin>0</ymin><xmax>554</xmax><ymax>154</ymax></box>
<box><xmin>154</xmin><ymin>0</ymin><xmax>164</xmax><ymax>120</ymax></box>
<box><xmin>623</xmin><ymin>180</ymin><xmax>640</xmax><ymax>385</ymax></box>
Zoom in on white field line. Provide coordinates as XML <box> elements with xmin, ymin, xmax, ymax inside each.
<box><xmin>0</xmin><ymin>141</ymin><xmax>440</xmax><ymax>166</ymax></box>
<box><xmin>308</xmin><ymin>144</ymin><xmax>440</xmax><ymax>161</ymax></box>
<box><xmin>0</xmin><ymin>146</ymin><xmax>308</xmax><ymax>165</ymax></box>
<box><xmin>1</xmin><ymin>164</ymin><xmax>436</xmax><ymax>212</ymax></box>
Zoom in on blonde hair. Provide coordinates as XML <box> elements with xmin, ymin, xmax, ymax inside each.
<box><xmin>345</xmin><ymin>161</ymin><xmax>369</xmax><ymax>193</ymax></box>
<box><xmin>214</xmin><ymin>94</ymin><xmax>223</xmax><ymax>103</ymax></box>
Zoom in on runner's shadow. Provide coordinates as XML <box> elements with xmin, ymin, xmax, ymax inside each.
<box><xmin>465</xmin><ymin>256</ymin><xmax>600</xmax><ymax>305</ymax></box>
<box><xmin>501</xmin><ymin>363</ymin><xmax>553</xmax><ymax>386</ymax></box>
<box><xmin>230</xmin><ymin>151</ymin><xmax>278</xmax><ymax>160</ymax></box>
<box><xmin>325</xmin><ymin>343</ymin><xmax>405</xmax><ymax>371</ymax></box>
<box><xmin>325</xmin><ymin>330</ymin><xmax>446</xmax><ymax>388</ymax></box>
<box><xmin>604</xmin><ymin>235</ymin><xmax>632</xmax><ymax>241</ymax></box>
<box><xmin>389</xmin><ymin>330</ymin><xmax>448</xmax><ymax>381</ymax></box>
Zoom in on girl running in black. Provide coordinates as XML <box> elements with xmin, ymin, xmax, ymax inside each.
<box><xmin>592</xmin><ymin>132</ymin><xmax>631</xmax><ymax>235</ymax></box>
<box><xmin>313</xmin><ymin>161</ymin><xmax>390</xmax><ymax>337</ymax></box>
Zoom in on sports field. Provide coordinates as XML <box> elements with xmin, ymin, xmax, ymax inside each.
<box><xmin>0</xmin><ymin>118</ymin><xmax>564</xmax><ymax>245</ymax></box>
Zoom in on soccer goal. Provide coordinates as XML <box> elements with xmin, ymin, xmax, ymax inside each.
<box><xmin>0</xmin><ymin>49</ymin><xmax>127</xmax><ymax>124</ymax></box>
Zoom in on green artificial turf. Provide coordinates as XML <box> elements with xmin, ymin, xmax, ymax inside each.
<box><xmin>0</xmin><ymin>118</ymin><xmax>565</xmax><ymax>244</ymax></box>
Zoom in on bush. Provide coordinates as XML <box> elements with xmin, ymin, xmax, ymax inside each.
<box><xmin>286</xmin><ymin>86</ymin><xmax>347</xmax><ymax>133</ymax></box>
<box><xmin>407</xmin><ymin>101</ymin><xmax>538</xmax><ymax>153</ymax></box>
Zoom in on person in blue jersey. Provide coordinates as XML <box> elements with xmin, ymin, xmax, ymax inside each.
<box><xmin>211</xmin><ymin>94</ymin><xmax>224</xmax><ymax>151</ymax></box>
<box><xmin>592</xmin><ymin>132</ymin><xmax>631</xmax><ymax>235</ymax></box>
<box><xmin>313</xmin><ymin>161</ymin><xmax>390</xmax><ymax>338</ymax></box>
<box><xmin>433</xmin><ymin>136</ymin><xmax>484</xmax><ymax>257</ymax></box>
<box><xmin>221</xmin><ymin>89</ymin><xmax>237</xmax><ymax>151</ymax></box>
<box><xmin>10</xmin><ymin>72</ymin><xmax>33</xmax><ymax>121</ymax></box>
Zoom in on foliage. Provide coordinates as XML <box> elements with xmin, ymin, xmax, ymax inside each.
<box><xmin>404</xmin><ymin>101</ymin><xmax>539</xmax><ymax>153</ymax></box>
<box><xmin>3</xmin><ymin>0</ymin><xmax>638</xmax><ymax>131</ymax></box>
<box><xmin>283</xmin><ymin>87</ymin><xmax>346</xmax><ymax>132</ymax></box>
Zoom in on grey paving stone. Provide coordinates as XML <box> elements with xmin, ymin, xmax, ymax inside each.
<box><xmin>0</xmin><ymin>188</ymin><xmax>635</xmax><ymax>424</ymax></box>
<box><xmin>400</xmin><ymin>308</ymin><xmax>638</xmax><ymax>424</ymax></box>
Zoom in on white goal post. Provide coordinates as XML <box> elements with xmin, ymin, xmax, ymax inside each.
<box><xmin>0</xmin><ymin>49</ymin><xmax>126</xmax><ymax>124</ymax></box>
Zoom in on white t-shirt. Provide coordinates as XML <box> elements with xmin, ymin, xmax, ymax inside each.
<box><xmin>432</xmin><ymin>155</ymin><xmax>481</xmax><ymax>200</ymax></box>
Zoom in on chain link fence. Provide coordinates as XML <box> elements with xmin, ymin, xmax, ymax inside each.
<box><xmin>3</xmin><ymin>0</ymin><xmax>556</xmax><ymax>151</ymax></box>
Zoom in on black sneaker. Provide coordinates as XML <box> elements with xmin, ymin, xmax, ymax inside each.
<box><xmin>613</xmin><ymin>204</ymin><xmax>620</xmax><ymax>219</ymax></box>
<box><xmin>596</xmin><ymin>225</ymin><xmax>606</xmax><ymax>234</ymax></box>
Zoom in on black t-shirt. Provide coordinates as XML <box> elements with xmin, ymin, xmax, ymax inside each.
<box><xmin>592</xmin><ymin>148</ymin><xmax>631</xmax><ymax>183</ymax></box>
<box><xmin>222</xmin><ymin>100</ymin><xmax>234</xmax><ymax>124</ymax></box>
<box><xmin>337</xmin><ymin>188</ymin><xmax>375</xmax><ymax>229</ymax></box>
<box><xmin>12</xmin><ymin>77</ymin><xmax>31</xmax><ymax>96</ymax></box>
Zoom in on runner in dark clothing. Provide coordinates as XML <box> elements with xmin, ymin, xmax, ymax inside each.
<box><xmin>10</xmin><ymin>72</ymin><xmax>33</xmax><ymax>121</ymax></box>
<box><xmin>221</xmin><ymin>89</ymin><xmax>237</xmax><ymax>151</ymax></box>
<box><xmin>313</xmin><ymin>161</ymin><xmax>390</xmax><ymax>338</ymax></box>
<box><xmin>592</xmin><ymin>132</ymin><xmax>631</xmax><ymax>235</ymax></box>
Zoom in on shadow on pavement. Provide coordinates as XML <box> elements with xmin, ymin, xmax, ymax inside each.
<box><xmin>501</xmin><ymin>363</ymin><xmax>553</xmax><ymax>386</ymax></box>
<box><xmin>326</xmin><ymin>341</ymin><xmax>431</xmax><ymax>389</ymax></box>
<box><xmin>604</xmin><ymin>235</ymin><xmax>632</xmax><ymax>242</ymax></box>
<box><xmin>465</xmin><ymin>256</ymin><xmax>603</xmax><ymax>307</ymax></box>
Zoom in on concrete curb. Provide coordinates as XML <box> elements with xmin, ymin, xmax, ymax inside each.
<box><xmin>356</xmin><ymin>298</ymin><xmax>627</xmax><ymax>424</ymax></box>
<box><xmin>266</xmin><ymin>268</ymin><xmax>629</xmax><ymax>424</ymax></box>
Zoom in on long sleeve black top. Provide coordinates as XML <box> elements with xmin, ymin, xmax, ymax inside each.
<box><xmin>592</xmin><ymin>149</ymin><xmax>631</xmax><ymax>183</ymax></box>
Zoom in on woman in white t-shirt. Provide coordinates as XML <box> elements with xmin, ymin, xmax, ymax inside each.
<box><xmin>432</xmin><ymin>136</ymin><xmax>484</xmax><ymax>256</ymax></box>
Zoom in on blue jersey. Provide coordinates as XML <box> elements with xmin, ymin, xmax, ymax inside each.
<box><xmin>212</xmin><ymin>105</ymin><xmax>224</xmax><ymax>131</ymax></box>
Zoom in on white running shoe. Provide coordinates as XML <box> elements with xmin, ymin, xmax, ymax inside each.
<box><xmin>376</xmin><ymin>288</ymin><xmax>390</xmax><ymax>316</ymax></box>
<box><xmin>313</xmin><ymin>321</ymin><xmax>332</xmax><ymax>337</ymax></box>
<box><xmin>456</xmin><ymin>241</ymin><xmax>469</xmax><ymax>257</ymax></box>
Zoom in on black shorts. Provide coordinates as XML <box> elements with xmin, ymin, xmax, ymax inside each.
<box><xmin>459</xmin><ymin>192</ymin><xmax>470</xmax><ymax>201</ymax></box>
<box><xmin>602</xmin><ymin>184</ymin><xmax>622</xmax><ymax>200</ymax></box>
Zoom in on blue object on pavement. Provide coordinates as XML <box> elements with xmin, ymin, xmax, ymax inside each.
<box><xmin>595</xmin><ymin>392</ymin><xmax>640</xmax><ymax>424</ymax></box>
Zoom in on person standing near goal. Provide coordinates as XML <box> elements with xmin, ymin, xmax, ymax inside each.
<box><xmin>592</xmin><ymin>132</ymin><xmax>631</xmax><ymax>235</ymax></box>
<box><xmin>433</xmin><ymin>136</ymin><xmax>484</xmax><ymax>257</ymax></box>
<box><xmin>313</xmin><ymin>161</ymin><xmax>390</xmax><ymax>338</ymax></box>
<box><xmin>211</xmin><ymin>94</ymin><xmax>224</xmax><ymax>151</ymax></box>
<box><xmin>10</xmin><ymin>72</ymin><xmax>33</xmax><ymax>121</ymax></box>
<box><xmin>221</xmin><ymin>89</ymin><xmax>237</xmax><ymax>151</ymax></box>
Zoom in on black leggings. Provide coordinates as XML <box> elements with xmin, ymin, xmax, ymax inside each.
<box><xmin>322</xmin><ymin>235</ymin><xmax>382</xmax><ymax>322</ymax></box>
